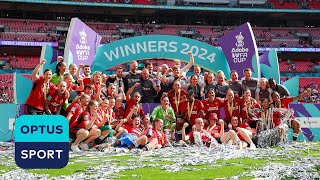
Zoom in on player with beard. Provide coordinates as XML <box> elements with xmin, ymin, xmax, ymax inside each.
<box><xmin>124</xmin><ymin>61</ymin><xmax>142</xmax><ymax>97</ymax></box>
<box><xmin>241</xmin><ymin>68</ymin><xmax>258</xmax><ymax>99</ymax></box>
<box><xmin>106</xmin><ymin>66</ymin><xmax>127</xmax><ymax>96</ymax></box>
<box><xmin>76</xmin><ymin>64</ymin><xmax>91</xmax><ymax>87</ymax></box>
<box><xmin>228</xmin><ymin>70</ymin><xmax>242</xmax><ymax>97</ymax></box>
<box><xmin>215</xmin><ymin>73</ymin><xmax>229</xmax><ymax>98</ymax></box>
<box><xmin>140</xmin><ymin>68</ymin><xmax>161</xmax><ymax>103</ymax></box>
<box><xmin>45</xmin><ymin>81</ymin><xmax>69</xmax><ymax>115</ymax></box>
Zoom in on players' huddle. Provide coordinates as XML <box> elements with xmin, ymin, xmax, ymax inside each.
<box><xmin>24</xmin><ymin>53</ymin><xmax>311</xmax><ymax>152</ymax></box>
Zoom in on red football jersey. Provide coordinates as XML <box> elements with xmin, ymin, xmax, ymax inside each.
<box><xmin>25</xmin><ymin>76</ymin><xmax>56</xmax><ymax>111</ymax></box>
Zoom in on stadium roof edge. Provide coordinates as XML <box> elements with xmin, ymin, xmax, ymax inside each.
<box><xmin>1</xmin><ymin>0</ymin><xmax>320</xmax><ymax>13</ymax></box>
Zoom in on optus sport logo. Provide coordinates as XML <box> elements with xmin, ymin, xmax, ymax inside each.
<box><xmin>15</xmin><ymin>115</ymin><xmax>69</xmax><ymax>169</ymax></box>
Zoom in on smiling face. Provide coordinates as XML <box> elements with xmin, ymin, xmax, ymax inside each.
<box><xmin>69</xmin><ymin>64</ymin><xmax>77</xmax><ymax>75</ymax></box>
<box><xmin>161</xmin><ymin>96</ymin><xmax>170</xmax><ymax>107</ymax></box>
<box><xmin>272</xmin><ymin>92</ymin><xmax>281</xmax><ymax>103</ymax></box>
<box><xmin>231</xmin><ymin>116</ymin><xmax>239</xmax><ymax>127</ymax></box>
<box><xmin>207</xmin><ymin>89</ymin><xmax>215</xmax><ymax>100</ymax></box>
<box><xmin>244</xmin><ymin>69</ymin><xmax>251</xmax><ymax>80</ymax></box>
<box><xmin>93</xmin><ymin>73</ymin><xmax>101</xmax><ymax>84</ymax></box>
<box><xmin>207</xmin><ymin>73</ymin><xmax>214</xmax><ymax>84</ymax></box>
<box><xmin>83</xmin><ymin>66</ymin><xmax>91</xmax><ymax>76</ymax></box>
<box><xmin>173</xmin><ymin>81</ymin><xmax>181</xmax><ymax>92</ymax></box>
<box><xmin>231</xmin><ymin>71</ymin><xmax>238</xmax><ymax>81</ymax></box>
<box><xmin>194</xmin><ymin>66</ymin><xmax>201</xmax><ymax>75</ymax></box>
<box><xmin>59</xmin><ymin>62</ymin><xmax>67</xmax><ymax>74</ymax></box>
<box><xmin>44</xmin><ymin>70</ymin><xmax>52</xmax><ymax>82</ymax></box>
<box><xmin>108</xmin><ymin>98</ymin><xmax>115</xmax><ymax>109</ymax></box>
<box><xmin>262</xmin><ymin>98</ymin><xmax>270</xmax><ymax>109</ymax></box>
<box><xmin>133</xmin><ymin>92</ymin><xmax>141</xmax><ymax>103</ymax></box>
<box><xmin>130</xmin><ymin>62</ymin><xmax>138</xmax><ymax>73</ymax></box>
<box><xmin>89</xmin><ymin>101</ymin><xmax>99</xmax><ymax>114</ymax></box>
<box><xmin>243</xmin><ymin>89</ymin><xmax>251</xmax><ymax>99</ymax></box>
<box><xmin>132</xmin><ymin>116</ymin><xmax>141</xmax><ymax>128</ymax></box>
<box><xmin>226</xmin><ymin>90</ymin><xmax>234</xmax><ymax>101</ymax></box>
<box><xmin>191</xmin><ymin>75</ymin><xmax>198</xmax><ymax>86</ymax></box>
<box><xmin>154</xmin><ymin>119</ymin><xmax>163</xmax><ymax>131</ymax></box>
<box><xmin>57</xmin><ymin>81</ymin><xmax>67</xmax><ymax>94</ymax></box>
<box><xmin>195</xmin><ymin>118</ymin><xmax>204</xmax><ymax>131</ymax></box>
<box><xmin>217</xmin><ymin>74</ymin><xmax>224</xmax><ymax>84</ymax></box>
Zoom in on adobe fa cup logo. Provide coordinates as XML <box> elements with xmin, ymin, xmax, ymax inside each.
<box><xmin>79</xmin><ymin>28</ymin><xmax>87</xmax><ymax>45</ymax></box>
<box><xmin>235</xmin><ymin>32</ymin><xmax>244</xmax><ymax>48</ymax></box>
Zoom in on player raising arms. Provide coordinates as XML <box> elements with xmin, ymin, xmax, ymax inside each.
<box><xmin>25</xmin><ymin>59</ymin><xmax>56</xmax><ymax>115</ymax></box>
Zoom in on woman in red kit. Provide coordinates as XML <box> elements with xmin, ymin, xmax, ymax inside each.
<box><xmin>271</xmin><ymin>89</ymin><xmax>311</xmax><ymax>141</ymax></box>
<box><xmin>201</xmin><ymin>89</ymin><xmax>224</xmax><ymax>120</ymax></box>
<box><xmin>69</xmin><ymin>100</ymin><xmax>101</xmax><ymax>152</ymax></box>
<box><xmin>223</xmin><ymin>89</ymin><xmax>241</xmax><ymax>124</ymax></box>
<box><xmin>65</xmin><ymin>93</ymin><xmax>90</xmax><ymax>125</ymax></box>
<box><xmin>240</xmin><ymin>89</ymin><xmax>261</xmax><ymax>128</ymax></box>
<box><xmin>167</xmin><ymin>80</ymin><xmax>187</xmax><ymax>114</ymax></box>
<box><xmin>45</xmin><ymin>81</ymin><xmax>69</xmax><ymax>115</ymax></box>
<box><xmin>147</xmin><ymin>118</ymin><xmax>170</xmax><ymax>150</ymax></box>
<box><xmin>256</xmin><ymin>98</ymin><xmax>282</xmax><ymax>131</ymax></box>
<box><xmin>64</xmin><ymin>73</ymin><xmax>84</xmax><ymax>92</ymax></box>
<box><xmin>91</xmin><ymin>71</ymin><xmax>102</xmax><ymax>95</ymax></box>
<box><xmin>182</xmin><ymin>118</ymin><xmax>213</xmax><ymax>146</ymax></box>
<box><xmin>124</xmin><ymin>91</ymin><xmax>145</xmax><ymax>123</ymax></box>
<box><xmin>180</xmin><ymin>91</ymin><xmax>205</xmax><ymax>131</ymax></box>
<box><xmin>25</xmin><ymin>59</ymin><xmax>56</xmax><ymax>115</ymax></box>
<box><xmin>206</xmin><ymin>113</ymin><xmax>240</xmax><ymax>145</ymax></box>
<box><xmin>229</xmin><ymin>116</ymin><xmax>256</xmax><ymax>149</ymax></box>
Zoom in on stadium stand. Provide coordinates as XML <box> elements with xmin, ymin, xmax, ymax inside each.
<box><xmin>0</xmin><ymin>74</ymin><xmax>14</xmax><ymax>104</ymax></box>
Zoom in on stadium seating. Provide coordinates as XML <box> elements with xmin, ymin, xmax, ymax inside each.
<box><xmin>0</xmin><ymin>74</ymin><xmax>14</xmax><ymax>104</ymax></box>
<box><xmin>2</xmin><ymin>18</ymin><xmax>320</xmax><ymax>48</ymax></box>
<box><xmin>279</xmin><ymin>60</ymin><xmax>317</xmax><ymax>73</ymax></box>
<box><xmin>8</xmin><ymin>56</ymin><xmax>39</xmax><ymax>70</ymax></box>
<box><xmin>270</xmin><ymin>0</ymin><xmax>299</xmax><ymax>9</ymax></box>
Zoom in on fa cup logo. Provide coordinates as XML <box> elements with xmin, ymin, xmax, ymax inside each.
<box><xmin>235</xmin><ymin>32</ymin><xmax>244</xmax><ymax>48</ymax></box>
<box><xmin>79</xmin><ymin>28</ymin><xmax>87</xmax><ymax>44</ymax></box>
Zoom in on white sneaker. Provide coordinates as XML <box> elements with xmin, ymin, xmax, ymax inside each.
<box><xmin>249</xmin><ymin>143</ymin><xmax>256</xmax><ymax>150</ymax></box>
<box><xmin>227</xmin><ymin>139</ymin><xmax>233</xmax><ymax>146</ymax></box>
<box><xmin>79</xmin><ymin>143</ymin><xmax>89</xmax><ymax>151</ymax></box>
<box><xmin>71</xmin><ymin>144</ymin><xmax>81</xmax><ymax>153</ymax></box>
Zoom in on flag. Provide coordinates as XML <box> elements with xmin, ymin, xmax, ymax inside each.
<box><xmin>64</xmin><ymin>18</ymin><xmax>102</xmax><ymax>68</ymax></box>
<box><xmin>260</xmin><ymin>49</ymin><xmax>280</xmax><ymax>84</ymax></box>
<box><xmin>218</xmin><ymin>22</ymin><xmax>260</xmax><ymax>79</ymax></box>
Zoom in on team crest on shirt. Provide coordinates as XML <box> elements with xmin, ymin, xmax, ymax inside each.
<box><xmin>71</xmin><ymin>107</ymin><xmax>76</xmax><ymax>112</ymax></box>
<box><xmin>47</xmin><ymin>96</ymin><xmax>52</xmax><ymax>101</ymax></box>
<box><xmin>84</xmin><ymin>115</ymin><xmax>89</xmax><ymax>121</ymax></box>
